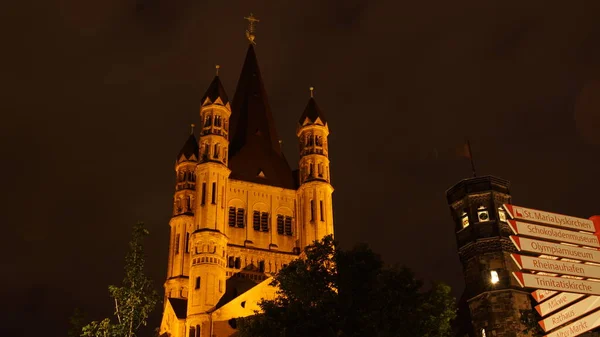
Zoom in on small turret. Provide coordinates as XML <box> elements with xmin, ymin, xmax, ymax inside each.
<box><xmin>296</xmin><ymin>88</ymin><xmax>334</xmax><ymax>247</ymax></box>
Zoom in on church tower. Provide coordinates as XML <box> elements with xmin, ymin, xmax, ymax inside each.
<box><xmin>296</xmin><ymin>89</ymin><xmax>334</xmax><ymax>247</ymax></box>
<box><xmin>446</xmin><ymin>176</ymin><xmax>532</xmax><ymax>337</ymax></box>
<box><xmin>164</xmin><ymin>131</ymin><xmax>199</xmax><ymax>301</ymax></box>
<box><xmin>159</xmin><ymin>14</ymin><xmax>335</xmax><ymax>337</ymax></box>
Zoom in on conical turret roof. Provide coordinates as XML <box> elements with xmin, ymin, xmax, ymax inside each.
<box><xmin>177</xmin><ymin>134</ymin><xmax>199</xmax><ymax>162</ymax></box>
<box><xmin>201</xmin><ymin>75</ymin><xmax>229</xmax><ymax>106</ymax></box>
<box><xmin>299</xmin><ymin>97</ymin><xmax>327</xmax><ymax>126</ymax></box>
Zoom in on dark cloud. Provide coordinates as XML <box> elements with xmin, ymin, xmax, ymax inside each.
<box><xmin>2</xmin><ymin>1</ymin><xmax>600</xmax><ymax>336</ymax></box>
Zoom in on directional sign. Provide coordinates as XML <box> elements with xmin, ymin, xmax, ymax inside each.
<box><xmin>512</xmin><ymin>254</ymin><xmax>600</xmax><ymax>279</ymax></box>
<box><xmin>539</xmin><ymin>296</ymin><xmax>600</xmax><ymax>332</ymax></box>
<box><xmin>510</xmin><ymin>236</ymin><xmax>600</xmax><ymax>264</ymax></box>
<box><xmin>543</xmin><ymin>307</ymin><xmax>600</xmax><ymax>337</ymax></box>
<box><xmin>508</xmin><ymin>220</ymin><xmax>600</xmax><ymax>248</ymax></box>
<box><xmin>532</xmin><ymin>289</ymin><xmax>559</xmax><ymax>303</ymax></box>
<box><xmin>503</xmin><ymin>204</ymin><xmax>598</xmax><ymax>233</ymax></box>
<box><xmin>513</xmin><ymin>272</ymin><xmax>600</xmax><ymax>296</ymax></box>
<box><xmin>534</xmin><ymin>292</ymin><xmax>585</xmax><ymax>317</ymax></box>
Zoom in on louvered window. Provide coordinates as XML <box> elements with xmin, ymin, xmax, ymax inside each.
<box><xmin>228</xmin><ymin>207</ymin><xmax>236</xmax><ymax>227</ymax></box>
<box><xmin>236</xmin><ymin>208</ymin><xmax>245</xmax><ymax>228</ymax></box>
<box><xmin>260</xmin><ymin>212</ymin><xmax>269</xmax><ymax>232</ymax></box>
<box><xmin>277</xmin><ymin>215</ymin><xmax>284</xmax><ymax>234</ymax></box>
<box><xmin>284</xmin><ymin>216</ymin><xmax>293</xmax><ymax>235</ymax></box>
<box><xmin>253</xmin><ymin>211</ymin><xmax>260</xmax><ymax>230</ymax></box>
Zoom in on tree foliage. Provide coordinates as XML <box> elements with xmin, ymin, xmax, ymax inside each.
<box><xmin>81</xmin><ymin>222</ymin><xmax>159</xmax><ymax>337</ymax></box>
<box><xmin>238</xmin><ymin>235</ymin><xmax>457</xmax><ymax>337</ymax></box>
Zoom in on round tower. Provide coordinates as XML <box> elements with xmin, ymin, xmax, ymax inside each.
<box><xmin>296</xmin><ymin>88</ymin><xmax>334</xmax><ymax>247</ymax></box>
<box><xmin>446</xmin><ymin>176</ymin><xmax>533</xmax><ymax>337</ymax></box>
<box><xmin>188</xmin><ymin>71</ymin><xmax>230</xmax><ymax>323</ymax></box>
<box><xmin>164</xmin><ymin>130</ymin><xmax>198</xmax><ymax>302</ymax></box>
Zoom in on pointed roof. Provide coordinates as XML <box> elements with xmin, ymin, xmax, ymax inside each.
<box><xmin>299</xmin><ymin>97</ymin><xmax>327</xmax><ymax>125</ymax></box>
<box><xmin>177</xmin><ymin>134</ymin><xmax>199</xmax><ymax>162</ymax></box>
<box><xmin>228</xmin><ymin>45</ymin><xmax>296</xmax><ymax>189</ymax></box>
<box><xmin>201</xmin><ymin>75</ymin><xmax>229</xmax><ymax>106</ymax></box>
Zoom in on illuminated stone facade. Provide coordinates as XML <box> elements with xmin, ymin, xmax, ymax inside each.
<box><xmin>446</xmin><ymin>176</ymin><xmax>533</xmax><ymax>337</ymax></box>
<box><xmin>159</xmin><ymin>43</ymin><xmax>334</xmax><ymax>337</ymax></box>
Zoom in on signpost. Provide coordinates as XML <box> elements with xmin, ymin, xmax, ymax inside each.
<box><xmin>534</xmin><ymin>292</ymin><xmax>584</xmax><ymax>317</ymax></box>
<box><xmin>503</xmin><ymin>204</ymin><xmax>597</xmax><ymax>233</ymax></box>
<box><xmin>504</xmin><ymin>204</ymin><xmax>600</xmax><ymax>336</ymax></box>
<box><xmin>538</xmin><ymin>296</ymin><xmax>600</xmax><ymax>332</ymax></box>
<box><xmin>511</xmin><ymin>254</ymin><xmax>600</xmax><ymax>279</ymax></box>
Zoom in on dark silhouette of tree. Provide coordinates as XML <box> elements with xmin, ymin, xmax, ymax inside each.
<box><xmin>238</xmin><ymin>235</ymin><xmax>456</xmax><ymax>337</ymax></box>
<box><xmin>81</xmin><ymin>222</ymin><xmax>159</xmax><ymax>337</ymax></box>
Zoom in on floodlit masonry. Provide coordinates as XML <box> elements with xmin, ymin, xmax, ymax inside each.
<box><xmin>158</xmin><ymin>15</ymin><xmax>335</xmax><ymax>337</ymax></box>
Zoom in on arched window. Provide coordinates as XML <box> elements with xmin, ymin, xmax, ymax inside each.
<box><xmin>214</xmin><ymin>115</ymin><xmax>222</xmax><ymax>127</ymax></box>
<box><xmin>195</xmin><ymin>325</ymin><xmax>200</xmax><ymax>337</ymax></box>
<box><xmin>213</xmin><ymin>144</ymin><xmax>220</xmax><ymax>159</ymax></box>
<box><xmin>189</xmin><ymin>326</ymin><xmax>195</xmax><ymax>337</ymax></box>
<box><xmin>204</xmin><ymin>114</ymin><xmax>212</xmax><ymax>127</ymax></box>
<box><xmin>235</xmin><ymin>257</ymin><xmax>241</xmax><ymax>269</ymax></box>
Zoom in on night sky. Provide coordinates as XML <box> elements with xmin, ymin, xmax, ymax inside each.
<box><xmin>2</xmin><ymin>1</ymin><xmax>600</xmax><ymax>336</ymax></box>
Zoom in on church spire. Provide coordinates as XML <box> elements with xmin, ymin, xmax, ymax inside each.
<box><xmin>227</xmin><ymin>19</ymin><xmax>295</xmax><ymax>189</ymax></box>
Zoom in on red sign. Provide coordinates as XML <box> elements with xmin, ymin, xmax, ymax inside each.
<box><xmin>503</xmin><ymin>204</ymin><xmax>599</xmax><ymax>233</ymax></box>
<box><xmin>532</xmin><ymin>289</ymin><xmax>559</xmax><ymax>303</ymax></box>
<box><xmin>534</xmin><ymin>292</ymin><xmax>585</xmax><ymax>317</ymax></box>
<box><xmin>510</xmin><ymin>236</ymin><xmax>600</xmax><ymax>264</ymax></box>
<box><xmin>542</xmin><ymin>308</ymin><xmax>600</xmax><ymax>337</ymax></box>
<box><xmin>508</xmin><ymin>220</ymin><xmax>600</xmax><ymax>248</ymax></box>
<box><xmin>539</xmin><ymin>295</ymin><xmax>600</xmax><ymax>332</ymax></box>
<box><xmin>511</xmin><ymin>254</ymin><xmax>600</xmax><ymax>279</ymax></box>
<box><xmin>513</xmin><ymin>272</ymin><xmax>600</xmax><ymax>296</ymax></box>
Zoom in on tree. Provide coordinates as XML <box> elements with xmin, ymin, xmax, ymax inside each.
<box><xmin>81</xmin><ymin>222</ymin><xmax>159</xmax><ymax>337</ymax></box>
<box><xmin>237</xmin><ymin>235</ymin><xmax>457</xmax><ymax>337</ymax></box>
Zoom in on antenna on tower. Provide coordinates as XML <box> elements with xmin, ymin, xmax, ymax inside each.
<box><xmin>190</xmin><ymin>124</ymin><xmax>195</xmax><ymax>135</ymax></box>
<box><xmin>309</xmin><ymin>86</ymin><xmax>314</xmax><ymax>98</ymax></box>
<box><xmin>215</xmin><ymin>64</ymin><xmax>220</xmax><ymax>76</ymax></box>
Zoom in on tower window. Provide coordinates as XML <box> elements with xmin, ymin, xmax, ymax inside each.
<box><xmin>253</xmin><ymin>211</ymin><xmax>260</xmax><ymax>230</ymax></box>
<box><xmin>186</xmin><ymin>196</ymin><xmax>192</xmax><ymax>212</ymax></box>
<box><xmin>309</xmin><ymin>163</ymin><xmax>314</xmax><ymax>177</ymax></box>
<box><xmin>277</xmin><ymin>215</ymin><xmax>284</xmax><ymax>234</ymax></box>
<box><xmin>477</xmin><ymin>206</ymin><xmax>490</xmax><ymax>222</ymax></box>
<box><xmin>284</xmin><ymin>216</ymin><xmax>293</xmax><ymax>235</ymax></box>
<box><xmin>318</xmin><ymin>163</ymin><xmax>323</xmax><ymax>177</ymax></box>
<box><xmin>260</xmin><ymin>212</ymin><xmax>269</xmax><ymax>232</ymax></box>
<box><xmin>201</xmin><ymin>183</ymin><xmax>206</xmax><ymax>205</ymax></box>
<box><xmin>204</xmin><ymin>114</ymin><xmax>212</xmax><ymax>127</ymax></box>
<box><xmin>236</xmin><ymin>208</ymin><xmax>245</xmax><ymax>228</ymax></box>
<box><xmin>235</xmin><ymin>257</ymin><xmax>241</xmax><ymax>269</ymax></box>
<box><xmin>211</xmin><ymin>182</ymin><xmax>216</xmax><ymax>204</ymax></box>
<box><xmin>195</xmin><ymin>276</ymin><xmax>201</xmax><ymax>289</ymax></box>
<box><xmin>213</xmin><ymin>144</ymin><xmax>220</xmax><ymax>159</ymax></box>
<box><xmin>461</xmin><ymin>211</ymin><xmax>469</xmax><ymax>228</ymax></box>
<box><xmin>498</xmin><ymin>208</ymin><xmax>507</xmax><ymax>222</ymax></box>
<box><xmin>195</xmin><ymin>325</ymin><xmax>200</xmax><ymax>337</ymax></box>
<box><xmin>228</xmin><ymin>256</ymin><xmax>234</xmax><ymax>268</ymax></box>
<box><xmin>189</xmin><ymin>327</ymin><xmax>195</xmax><ymax>337</ymax></box>
<box><xmin>228</xmin><ymin>207</ymin><xmax>236</xmax><ymax>227</ymax></box>
<box><xmin>315</xmin><ymin>135</ymin><xmax>322</xmax><ymax>146</ymax></box>
<box><xmin>185</xmin><ymin>233</ymin><xmax>190</xmax><ymax>253</ymax></box>
<box><xmin>259</xmin><ymin>260</ymin><xmax>265</xmax><ymax>272</ymax></box>
<box><xmin>490</xmin><ymin>270</ymin><xmax>499</xmax><ymax>284</ymax></box>
<box><xmin>481</xmin><ymin>329</ymin><xmax>486</xmax><ymax>337</ymax></box>
<box><xmin>320</xmin><ymin>200</ymin><xmax>324</xmax><ymax>221</ymax></box>
<box><xmin>214</xmin><ymin>115</ymin><xmax>222</xmax><ymax>127</ymax></box>
<box><xmin>307</xmin><ymin>134</ymin><xmax>314</xmax><ymax>146</ymax></box>
<box><xmin>310</xmin><ymin>200</ymin><xmax>315</xmax><ymax>221</ymax></box>
<box><xmin>175</xmin><ymin>234</ymin><xmax>180</xmax><ymax>254</ymax></box>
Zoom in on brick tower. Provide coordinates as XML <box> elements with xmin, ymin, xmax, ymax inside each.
<box><xmin>446</xmin><ymin>176</ymin><xmax>533</xmax><ymax>337</ymax></box>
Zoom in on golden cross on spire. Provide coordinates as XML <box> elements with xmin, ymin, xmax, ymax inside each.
<box><xmin>190</xmin><ymin>123</ymin><xmax>195</xmax><ymax>135</ymax></box>
<box><xmin>215</xmin><ymin>64</ymin><xmax>220</xmax><ymax>76</ymax></box>
<box><xmin>244</xmin><ymin>13</ymin><xmax>260</xmax><ymax>45</ymax></box>
<box><xmin>309</xmin><ymin>87</ymin><xmax>314</xmax><ymax>98</ymax></box>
